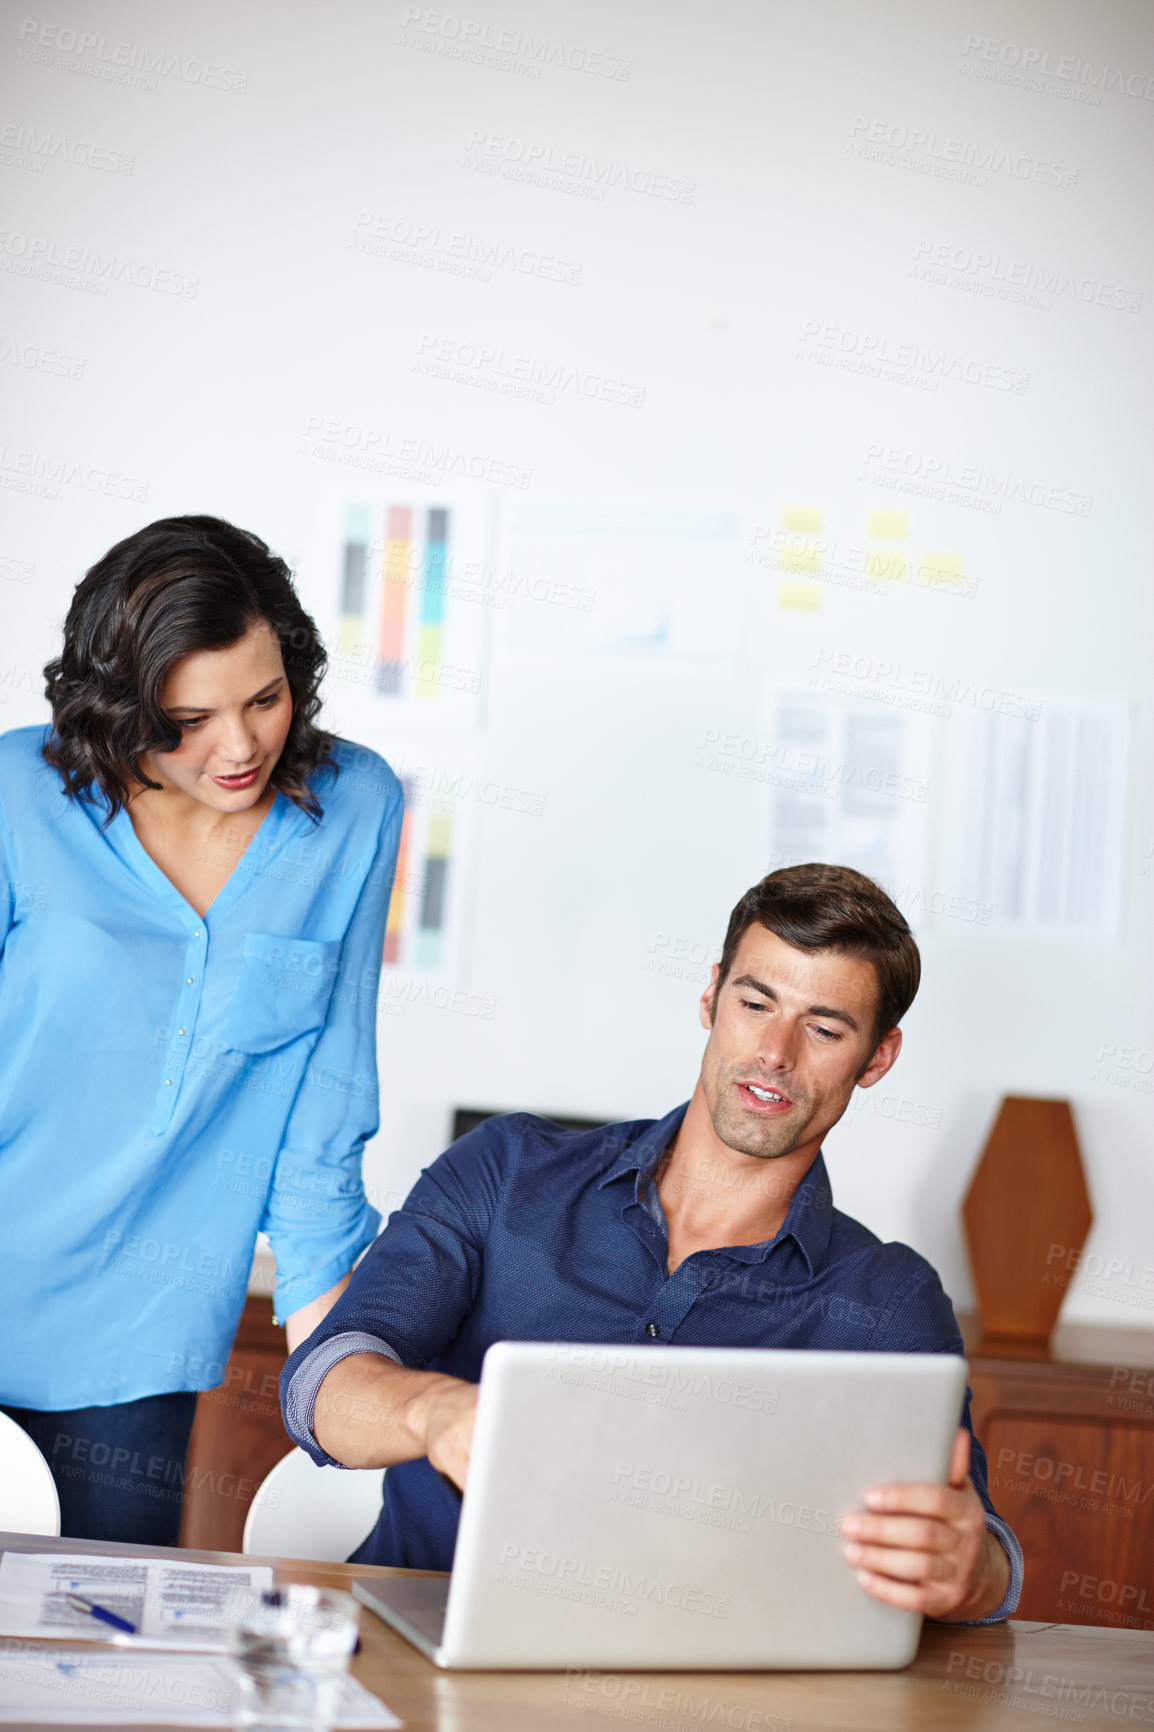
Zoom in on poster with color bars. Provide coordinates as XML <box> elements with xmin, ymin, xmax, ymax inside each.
<box><xmin>382</xmin><ymin>775</ymin><xmax>466</xmax><ymax>977</ymax></box>
<box><xmin>334</xmin><ymin>499</ymin><xmax>488</xmax><ymax>728</ymax></box>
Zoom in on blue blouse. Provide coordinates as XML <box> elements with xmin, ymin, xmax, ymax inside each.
<box><xmin>0</xmin><ymin>725</ymin><xmax>402</xmax><ymax>1409</ymax></box>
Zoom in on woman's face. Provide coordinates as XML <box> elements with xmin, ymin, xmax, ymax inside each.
<box><xmin>139</xmin><ymin>618</ymin><xmax>294</xmax><ymax>814</ymax></box>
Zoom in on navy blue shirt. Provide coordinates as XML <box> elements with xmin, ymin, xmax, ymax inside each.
<box><xmin>281</xmin><ymin>1106</ymin><xmax>1022</xmax><ymax>1618</ymax></box>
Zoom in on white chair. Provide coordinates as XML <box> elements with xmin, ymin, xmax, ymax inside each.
<box><xmin>242</xmin><ymin>1448</ymin><xmax>384</xmax><ymax>1562</ymax></box>
<box><xmin>0</xmin><ymin>1412</ymin><xmax>61</xmax><ymax>1535</ymax></box>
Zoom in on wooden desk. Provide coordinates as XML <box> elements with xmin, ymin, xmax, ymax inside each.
<box><xmin>3</xmin><ymin>1533</ymin><xmax>1153</xmax><ymax>1731</ymax></box>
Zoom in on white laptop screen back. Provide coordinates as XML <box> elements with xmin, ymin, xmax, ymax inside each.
<box><xmin>442</xmin><ymin>1343</ymin><xmax>967</xmax><ymax>1669</ymax></box>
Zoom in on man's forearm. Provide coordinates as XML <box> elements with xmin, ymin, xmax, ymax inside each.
<box><xmin>313</xmin><ymin>1354</ymin><xmax>464</xmax><ymax>1468</ymax></box>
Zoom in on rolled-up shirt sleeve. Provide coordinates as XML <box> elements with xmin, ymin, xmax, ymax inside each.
<box><xmin>283</xmin><ymin>1330</ymin><xmax>402</xmax><ymax>1465</ymax></box>
<box><xmin>280</xmin><ymin>1120</ymin><xmax>505</xmax><ymax>1462</ymax></box>
<box><xmin>262</xmin><ymin>788</ymin><xmax>403</xmax><ymax>1321</ymax></box>
<box><xmin>979</xmin><ymin>1512</ymin><xmax>1025</xmax><ymax>1624</ymax></box>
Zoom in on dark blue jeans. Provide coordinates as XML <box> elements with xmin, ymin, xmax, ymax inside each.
<box><xmin>2</xmin><ymin>1392</ymin><xmax>198</xmax><ymax>1545</ymax></box>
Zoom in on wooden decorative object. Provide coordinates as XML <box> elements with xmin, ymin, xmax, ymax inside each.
<box><xmin>962</xmin><ymin>1096</ymin><xmax>1092</xmax><ymax>1345</ymax></box>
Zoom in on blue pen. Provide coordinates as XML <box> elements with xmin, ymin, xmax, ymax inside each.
<box><xmin>65</xmin><ymin>1592</ymin><xmax>137</xmax><ymax>1635</ymax></box>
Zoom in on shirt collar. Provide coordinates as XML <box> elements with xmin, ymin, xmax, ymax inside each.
<box><xmin>598</xmin><ymin>1102</ymin><xmax>835</xmax><ymax>1278</ymax></box>
<box><xmin>597</xmin><ymin>1102</ymin><xmax>689</xmax><ymax>1193</ymax></box>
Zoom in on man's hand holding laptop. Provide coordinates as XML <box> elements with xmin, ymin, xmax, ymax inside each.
<box><xmin>297</xmin><ymin>866</ymin><xmax>1023</xmax><ymax>1636</ymax></box>
<box><xmin>842</xmin><ymin>1425</ymin><xmax>1010</xmax><ymax>1620</ymax></box>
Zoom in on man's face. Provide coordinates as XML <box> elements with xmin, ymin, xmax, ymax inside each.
<box><xmin>698</xmin><ymin>925</ymin><xmax>900</xmax><ymax>1163</ymax></box>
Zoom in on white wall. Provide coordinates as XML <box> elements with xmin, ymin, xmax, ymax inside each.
<box><xmin>3</xmin><ymin>0</ymin><xmax>1152</xmax><ymax>1328</ymax></box>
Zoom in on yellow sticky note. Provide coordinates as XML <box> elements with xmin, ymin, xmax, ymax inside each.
<box><xmin>782</xmin><ymin>505</ymin><xmax>823</xmax><ymax>533</ymax></box>
<box><xmin>867</xmin><ymin>509</ymin><xmax>909</xmax><ymax>539</ymax></box>
<box><xmin>779</xmin><ymin>580</ymin><xmax>822</xmax><ymax>611</ymax></box>
<box><xmin>919</xmin><ymin>551</ymin><xmax>964</xmax><ymax>591</ymax></box>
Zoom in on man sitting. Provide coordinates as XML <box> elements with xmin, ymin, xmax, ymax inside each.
<box><xmin>281</xmin><ymin>863</ymin><xmax>1022</xmax><ymax>1622</ymax></box>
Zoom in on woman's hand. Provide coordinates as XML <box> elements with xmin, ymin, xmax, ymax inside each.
<box><xmin>284</xmin><ymin>1273</ymin><xmax>350</xmax><ymax>1354</ymax></box>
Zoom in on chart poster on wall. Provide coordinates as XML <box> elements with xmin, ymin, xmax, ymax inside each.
<box><xmin>758</xmin><ymin>691</ymin><xmax>935</xmax><ymax>922</ymax></box>
<box><xmin>944</xmin><ymin>699</ymin><xmax>1131</xmax><ymax>941</ymax></box>
<box><xmin>323</xmin><ymin>493</ymin><xmax>492</xmax><ymax>733</ymax></box>
<box><xmin>498</xmin><ymin>497</ymin><xmax>745</xmax><ymax>658</ymax></box>
<box><xmin>373</xmin><ymin>749</ymin><xmax>480</xmax><ymax>1005</ymax></box>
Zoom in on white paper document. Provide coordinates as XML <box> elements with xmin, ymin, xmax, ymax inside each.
<box><xmin>762</xmin><ymin>690</ymin><xmax>934</xmax><ymax>918</ymax></box>
<box><xmin>0</xmin><ymin>1554</ymin><xmax>274</xmax><ymax>1652</ymax></box>
<box><xmin>0</xmin><ymin>1642</ymin><xmax>399</xmax><ymax>1726</ymax></box>
<box><xmin>949</xmin><ymin>698</ymin><xmax>1131</xmax><ymax>938</ymax></box>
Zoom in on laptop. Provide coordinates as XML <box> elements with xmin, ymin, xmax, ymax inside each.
<box><xmin>353</xmin><ymin>1340</ymin><xmax>967</xmax><ymax>1670</ymax></box>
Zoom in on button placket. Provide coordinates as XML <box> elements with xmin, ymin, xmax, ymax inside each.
<box><xmin>638</xmin><ymin>1253</ymin><xmax>722</xmax><ymax>1343</ymax></box>
<box><xmin>151</xmin><ymin>925</ymin><xmax>209</xmax><ymax>1130</ymax></box>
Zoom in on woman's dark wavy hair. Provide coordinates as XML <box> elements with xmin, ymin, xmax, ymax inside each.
<box><xmin>42</xmin><ymin>515</ymin><xmax>336</xmax><ymax>822</ymax></box>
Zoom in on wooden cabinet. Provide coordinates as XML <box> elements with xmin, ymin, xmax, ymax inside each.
<box><xmin>179</xmin><ymin>1295</ymin><xmax>290</xmax><ymax>1552</ymax></box>
<box><xmin>961</xmin><ymin>1315</ymin><xmax>1154</xmax><ymax>1630</ymax></box>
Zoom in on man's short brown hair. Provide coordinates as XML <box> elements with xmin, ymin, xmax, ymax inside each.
<box><xmin>714</xmin><ymin>863</ymin><xmax>920</xmax><ymax>1049</ymax></box>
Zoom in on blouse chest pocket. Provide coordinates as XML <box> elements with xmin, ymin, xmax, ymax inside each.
<box><xmin>224</xmin><ymin>932</ymin><xmax>342</xmax><ymax>1055</ymax></box>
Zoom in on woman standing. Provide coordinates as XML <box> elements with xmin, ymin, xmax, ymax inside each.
<box><xmin>0</xmin><ymin>515</ymin><xmax>403</xmax><ymax>1543</ymax></box>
